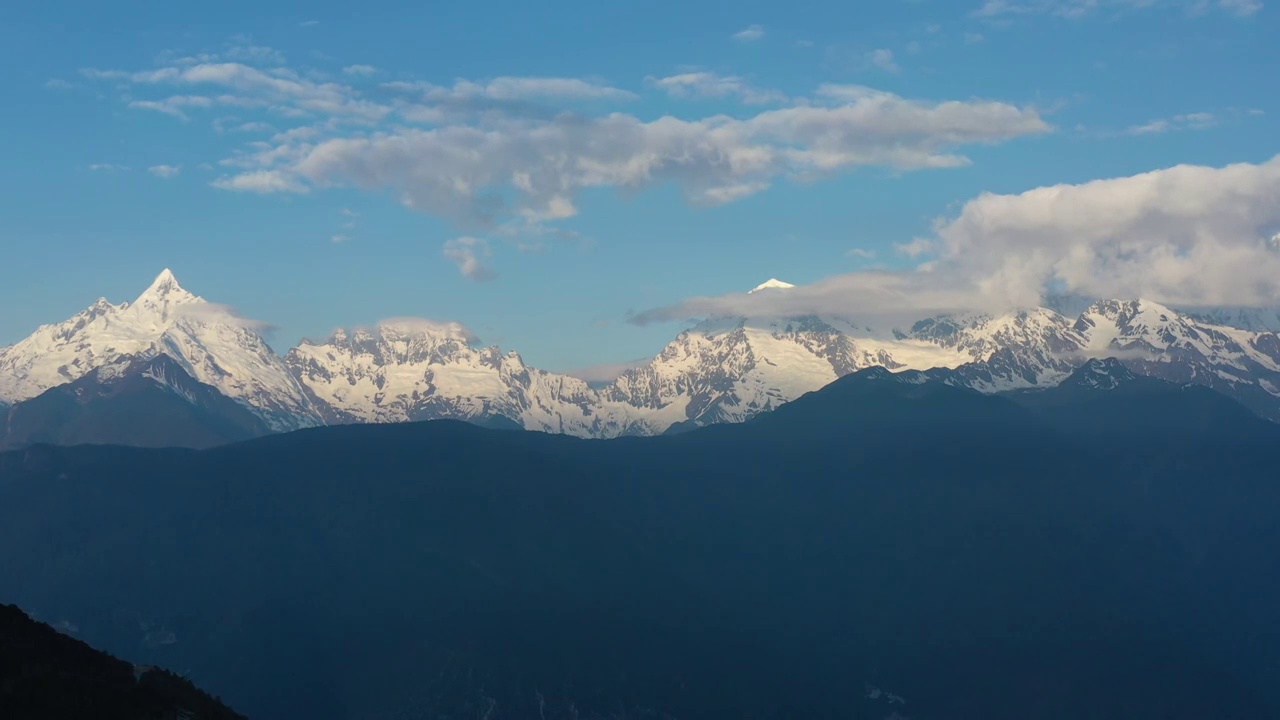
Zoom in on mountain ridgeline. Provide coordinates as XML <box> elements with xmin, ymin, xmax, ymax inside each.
<box><xmin>3</xmin><ymin>270</ymin><xmax>1280</xmax><ymax>449</ymax></box>
<box><xmin>2</xmin><ymin>364</ymin><xmax>1279</xmax><ymax>718</ymax></box>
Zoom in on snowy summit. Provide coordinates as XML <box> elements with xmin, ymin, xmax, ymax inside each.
<box><xmin>749</xmin><ymin>278</ymin><xmax>796</xmax><ymax>293</ymax></box>
<box><xmin>0</xmin><ymin>269</ymin><xmax>319</xmax><ymax>431</ymax></box>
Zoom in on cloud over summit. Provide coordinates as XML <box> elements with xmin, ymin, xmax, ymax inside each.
<box><xmin>634</xmin><ymin>155</ymin><xmax>1280</xmax><ymax>323</ymax></box>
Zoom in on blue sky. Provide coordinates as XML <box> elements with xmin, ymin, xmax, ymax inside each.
<box><xmin>2</xmin><ymin>0</ymin><xmax>1277</xmax><ymax>377</ymax></box>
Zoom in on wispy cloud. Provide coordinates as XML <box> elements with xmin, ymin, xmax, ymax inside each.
<box><xmin>88</xmin><ymin>163</ymin><xmax>129</xmax><ymax>171</ymax></box>
<box><xmin>975</xmin><ymin>0</ymin><xmax>1262</xmax><ymax>19</ymax></box>
<box><xmin>127</xmin><ymin>94</ymin><xmax>219</xmax><ymax>120</ymax></box>
<box><xmin>231</xmin><ymin>120</ymin><xmax>274</xmax><ymax>133</ymax></box>
<box><xmin>342</xmin><ymin>64</ymin><xmax>378</xmax><ymax>77</ymax></box>
<box><xmin>646</xmin><ymin>72</ymin><xmax>786</xmax><ymax>104</ymax></box>
<box><xmin>148</xmin><ymin>164</ymin><xmax>181</xmax><ymax>178</ymax></box>
<box><xmin>867</xmin><ymin>49</ymin><xmax>900</xmax><ymax>72</ymax></box>
<box><xmin>393</xmin><ymin>76</ymin><xmax>639</xmax><ymax>102</ymax></box>
<box><xmin>174</xmin><ymin>302</ymin><xmax>277</xmax><ymax>333</ymax></box>
<box><xmin>222</xmin><ymin>40</ymin><xmax>287</xmax><ymax>66</ymax></box>
<box><xmin>83</xmin><ymin>44</ymin><xmax>1051</xmax><ymax>240</ymax></box>
<box><xmin>893</xmin><ymin>237</ymin><xmax>936</xmax><ymax>258</ymax></box>
<box><xmin>443</xmin><ymin>236</ymin><xmax>497</xmax><ymax>281</ymax></box>
<box><xmin>733</xmin><ymin>24</ymin><xmax>766</xmax><ymax>42</ymax></box>
<box><xmin>1195</xmin><ymin>0</ymin><xmax>1262</xmax><ymax>15</ymax></box>
<box><xmin>1121</xmin><ymin>107</ymin><xmax>1260</xmax><ymax>136</ymax></box>
<box><xmin>1125</xmin><ymin>111</ymin><xmax>1216</xmax><ymax>135</ymax></box>
<box><xmin>212</xmin><ymin>169</ymin><xmax>307</xmax><ymax>193</ymax></box>
<box><xmin>335</xmin><ymin>207</ymin><xmax>359</xmax><ymax>240</ymax></box>
<box><xmin>84</xmin><ymin>62</ymin><xmax>391</xmax><ymax>121</ymax></box>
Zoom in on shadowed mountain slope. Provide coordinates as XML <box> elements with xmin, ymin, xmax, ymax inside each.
<box><xmin>1</xmin><ymin>369</ymin><xmax>1278</xmax><ymax>719</ymax></box>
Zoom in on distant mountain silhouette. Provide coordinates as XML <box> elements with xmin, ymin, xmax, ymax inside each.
<box><xmin>0</xmin><ymin>603</ymin><xmax>244</xmax><ymax>720</ymax></box>
<box><xmin>1</xmin><ymin>367</ymin><xmax>1278</xmax><ymax>718</ymax></box>
<box><xmin>1007</xmin><ymin>357</ymin><xmax>1276</xmax><ymax>436</ymax></box>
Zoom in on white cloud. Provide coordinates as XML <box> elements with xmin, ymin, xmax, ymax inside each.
<box><xmin>300</xmin><ymin>19</ymin><xmax>320</xmax><ymax>27</ymax></box>
<box><xmin>212</xmin><ymin>169</ymin><xmax>308</xmax><ymax>193</ymax></box>
<box><xmin>128</xmin><ymin>95</ymin><xmax>217</xmax><ymax>120</ymax></box>
<box><xmin>733</xmin><ymin>24</ymin><xmax>766</xmax><ymax>42</ymax></box>
<box><xmin>846</xmin><ymin>247</ymin><xmax>877</xmax><ymax>259</ymax></box>
<box><xmin>233</xmin><ymin>121</ymin><xmax>274</xmax><ymax>133</ymax></box>
<box><xmin>1121</xmin><ymin>108</ymin><xmax>1265</xmax><ymax>136</ymax></box>
<box><xmin>45</xmin><ymin>78</ymin><xmax>74</xmax><ymax>89</ymax></box>
<box><xmin>331</xmin><ymin>234</ymin><xmax>350</xmax><ymax>243</ymax></box>
<box><xmin>646</xmin><ymin>72</ymin><xmax>787</xmax><ymax>105</ymax></box>
<box><xmin>342</xmin><ymin>64</ymin><xmax>378</xmax><ymax>76</ymax></box>
<box><xmin>413</xmin><ymin>76</ymin><xmax>638</xmax><ymax>102</ymax></box>
<box><xmin>85</xmin><ymin>50</ymin><xmax>1049</xmax><ymax>238</ymax></box>
<box><xmin>1125</xmin><ymin>111</ymin><xmax>1217</xmax><ymax>135</ymax></box>
<box><xmin>89</xmin><ymin>62</ymin><xmax>391</xmax><ymax>121</ymax></box>
<box><xmin>375</xmin><ymin>317</ymin><xmax>479</xmax><ymax>342</ymax></box>
<box><xmin>929</xmin><ymin>155</ymin><xmax>1280</xmax><ymax>307</ymax></box>
<box><xmin>174</xmin><ymin>302</ymin><xmax>276</xmax><ymax>333</ymax></box>
<box><xmin>893</xmin><ymin>237</ymin><xmax>937</xmax><ymax>257</ymax></box>
<box><xmin>868</xmin><ymin>49</ymin><xmax>900</xmax><ymax>72</ymax></box>
<box><xmin>976</xmin><ymin>0</ymin><xmax>1262</xmax><ymax>18</ymax></box>
<box><xmin>148</xmin><ymin>164</ymin><xmax>181</xmax><ymax>178</ymax></box>
<box><xmin>633</xmin><ymin>155</ymin><xmax>1280</xmax><ymax>323</ymax></box>
<box><xmin>88</xmin><ymin>163</ymin><xmax>129</xmax><ymax>171</ymax></box>
<box><xmin>216</xmin><ymin>86</ymin><xmax>1047</xmax><ymax>227</ymax></box>
<box><xmin>443</xmin><ymin>236</ymin><xmax>497</xmax><ymax>281</ymax></box>
<box><xmin>630</xmin><ymin>270</ymin><xmax>985</xmax><ymax>326</ymax></box>
<box><xmin>338</xmin><ymin>207</ymin><xmax>359</xmax><ymax>233</ymax></box>
<box><xmin>223</xmin><ymin>41</ymin><xmax>287</xmax><ymax>66</ymax></box>
<box><xmin>1200</xmin><ymin>0</ymin><xmax>1262</xmax><ymax>14</ymax></box>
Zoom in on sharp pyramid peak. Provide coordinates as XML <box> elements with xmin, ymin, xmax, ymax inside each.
<box><xmin>134</xmin><ymin>268</ymin><xmax>200</xmax><ymax>306</ymax></box>
<box><xmin>146</xmin><ymin>268</ymin><xmax>179</xmax><ymax>292</ymax></box>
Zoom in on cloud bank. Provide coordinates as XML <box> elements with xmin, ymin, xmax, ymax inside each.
<box><xmin>81</xmin><ymin>50</ymin><xmax>1051</xmax><ymax>235</ymax></box>
<box><xmin>634</xmin><ymin>155</ymin><xmax>1280</xmax><ymax>323</ymax></box>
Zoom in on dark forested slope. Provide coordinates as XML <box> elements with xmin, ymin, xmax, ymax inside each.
<box><xmin>0</xmin><ymin>603</ymin><xmax>244</xmax><ymax>720</ymax></box>
<box><xmin>1</xmin><ymin>368</ymin><xmax>1278</xmax><ymax>719</ymax></box>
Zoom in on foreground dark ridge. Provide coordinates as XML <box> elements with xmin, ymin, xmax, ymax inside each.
<box><xmin>2</xmin><ymin>365</ymin><xmax>1279</xmax><ymax>718</ymax></box>
<box><xmin>0</xmin><ymin>603</ymin><xmax>244</xmax><ymax>720</ymax></box>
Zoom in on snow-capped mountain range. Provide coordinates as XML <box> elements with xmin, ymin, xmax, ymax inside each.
<box><xmin>3</xmin><ymin>269</ymin><xmax>1280</xmax><ymax>445</ymax></box>
<box><xmin>0</xmin><ymin>270</ymin><xmax>319</xmax><ymax>432</ymax></box>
